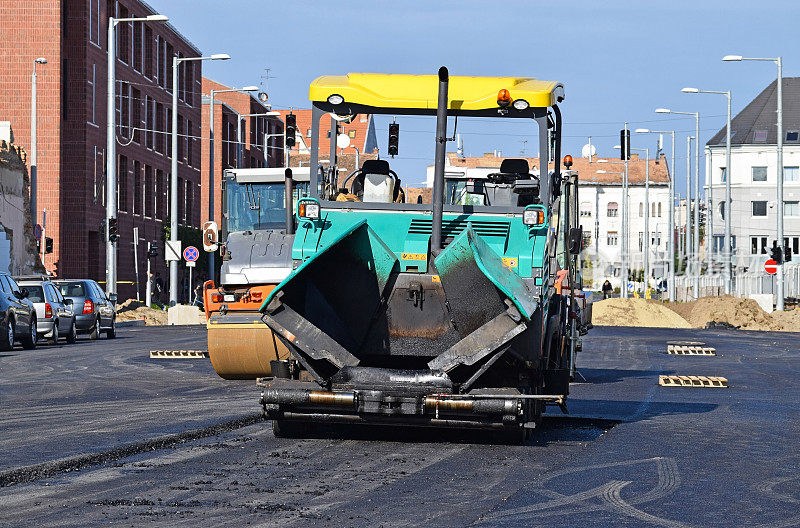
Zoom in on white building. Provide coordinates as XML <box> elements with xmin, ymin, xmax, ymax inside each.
<box><xmin>706</xmin><ymin>77</ymin><xmax>800</xmax><ymax>270</ymax></box>
<box><xmin>430</xmin><ymin>153</ymin><xmax>672</xmax><ymax>290</ymax></box>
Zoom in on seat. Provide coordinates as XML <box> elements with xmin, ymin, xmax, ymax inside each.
<box><xmin>484</xmin><ymin>159</ymin><xmax>539</xmax><ymax>206</ymax></box>
<box><xmin>351</xmin><ymin>160</ymin><xmax>401</xmax><ymax>202</ymax></box>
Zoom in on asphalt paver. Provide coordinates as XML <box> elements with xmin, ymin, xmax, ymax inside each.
<box><xmin>1</xmin><ymin>325</ymin><xmax>799</xmax><ymax>527</ymax></box>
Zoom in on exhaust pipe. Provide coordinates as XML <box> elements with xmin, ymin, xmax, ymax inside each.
<box><xmin>431</xmin><ymin>66</ymin><xmax>449</xmax><ymax>251</ymax></box>
<box><xmin>284</xmin><ymin>168</ymin><xmax>295</xmax><ymax>235</ymax></box>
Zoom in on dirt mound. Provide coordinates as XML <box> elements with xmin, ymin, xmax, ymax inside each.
<box><xmin>115</xmin><ymin>298</ymin><xmax>169</xmax><ymax>326</ymax></box>
<box><xmin>592</xmin><ymin>298</ymin><xmax>691</xmax><ymax>328</ymax></box>
<box><xmin>666</xmin><ymin>295</ymin><xmax>783</xmax><ymax>331</ymax></box>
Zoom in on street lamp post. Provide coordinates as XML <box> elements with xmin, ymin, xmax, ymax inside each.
<box><xmin>106</xmin><ymin>14</ymin><xmax>168</xmax><ymax>297</ymax></box>
<box><xmin>207</xmin><ymin>86</ymin><xmax>259</xmax><ymax>287</ymax></box>
<box><xmin>637</xmin><ymin>129</ymin><xmax>675</xmax><ymax>301</ymax></box>
<box><xmin>682</xmin><ymin>87</ymin><xmax>733</xmax><ymax>294</ymax></box>
<box><xmin>30</xmin><ymin>57</ymin><xmax>47</xmax><ymax>233</ymax></box>
<box><xmin>656</xmin><ymin>108</ymin><xmax>700</xmax><ymax>297</ymax></box>
<box><xmin>724</xmin><ymin>54</ymin><xmax>784</xmax><ymax>310</ymax></box>
<box><xmin>626</xmin><ymin>147</ymin><xmax>650</xmax><ymax>288</ymax></box>
<box><xmin>169</xmin><ymin>54</ymin><xmax>230</xmax><ymax>306</ymax></box>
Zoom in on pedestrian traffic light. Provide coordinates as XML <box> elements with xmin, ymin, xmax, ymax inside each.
<box><xmin>45</xmin><ymin>237</ymin><xmax>53</xmax><ymax>254</ymax></box>
<box><xmin>388</xmin><ymin>123</ymin><xmax>399</xmax><ymax>157</ymax></box>
<box><xmin>785</xmin><ymin>244</ymin><xmax>793</xmax><ymax>263</ymax></box>
<box><xmin>108</xmin><ymin>217</ymin><xmax>119</xmax><ymax>242</ymax></box>
<box><xmin>285</xmin><ymin>113</ymin><xmax>296</xmax><ymax>148</ymax></box>
<box><xmin>620</xmin><ymin>129</ymin><xmax>630</xmax><ymax>160</ymax></box>
<box><xmin>771</xmin><ymin>241</ymin><xmax>783</xmax><ymax>264</ymax></box>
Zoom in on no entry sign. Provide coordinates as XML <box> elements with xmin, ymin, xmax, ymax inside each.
<box><xmin>764</xmin><ymin>259</ymin><xmax>778</xmax><ymax>275</ymax></box>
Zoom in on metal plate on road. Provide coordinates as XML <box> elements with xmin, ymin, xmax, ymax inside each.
<box><xmin>183</xmin><ymin>246</ymin><xmax>199</xmax><ymax>262</ymax></box>
<box><xmin>150</xmin><ymin>350</ymin><xmax>208</xmax><ymax>359</ymax></box>
<box><xmin>765</xmin><ymin>259</ymin><xmax>777</xmax><ymax>275</ymax></box>
<box><xmin>165</xmin><ymin>240</ymin><xmax>182</xmax><ymax>261</ymax></box>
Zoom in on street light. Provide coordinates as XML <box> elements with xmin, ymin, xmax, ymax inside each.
<box><xmin>682</xmin><ymin>86</ymin><xmax>733</xmax><ymax>295</ymax></box>
<box><xmin>656</xmin><ymin>107</ymin><xmax>700</xmax><ymax>298</ymax></box>
<box><xmin>725</xmin><ymin>54</ymin><xmax>784</xmax><ymax>310</ymax></box>
<box><xmin>168</xmin><ymin>53</ymin><xmax>230</xmax><ymax>306</ymax></box>
<box><xmin>31</xmin><ymin>57</ymin><xmax>47</xmax><ymax>242</ymax></box>
<box><xmin>106</xmin><ymin>13</ymin><xmax>168</xmax><ymax>297</ymax></box>
<box><xmin>637</xmin><ymin>128</ymin><xmax>676</xmax><ymax>302</ymax></box>
<box><xmin>207</xmin><ymin>85</ymin><xmax>259</xmax><ymax>285</ymax></box>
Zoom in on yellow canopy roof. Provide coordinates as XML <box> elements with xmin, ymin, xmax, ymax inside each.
<box><xmin>309</xmin><ymin>73</ymin><xmax>564</xmax><ymax>110</ymax></box>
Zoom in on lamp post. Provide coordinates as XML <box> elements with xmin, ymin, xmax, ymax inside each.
<box><xmin>626</xmin><ymin>147</ymin><xmax>651</xmax><ymax>289</ymax></box>
<box><xmin>206</xmin><ymin>86</ymin><xmax>258</xmax><ymax>286</ymax></box>
<box><xmin>30</xmin><ymin>57</ymin><xmax>47</xmax><ymax>233</ymax></box>
<box><xmin>597</xmin><ymin>166</ymin><xmax>627</xmax><ymax>296</ymax></box>
<box><xmin>168</xmin><ymin>54</ymin><xmax>230</xmax><ymax>306</ymax></box>
<box><xmin>682</xmin><ymin>87</ymin><xmax>733</xmax><ymax>295</ymax></box>
<box><xmin>637</xmin><ymin>129</ymin><xmax>675</xmax><ymax>301</ymax></box>
<box><xmin>657</xmin><ymin>108</ymin><xmax>700</xmax><ymax>297</ymax></box>
<box><xmin>236</xmin><ymin>111</ymin><xmax>281</xmax><ymax>168</ymax></box>
<box><xmin>724</xmin><ymin>55</ymin><xmax>784</xmax><ymax>310</ymax></box>
<box><xmin>106</xmin><ymin>14</ymin><xmax>168</xmax><ymax>297</ymax></box>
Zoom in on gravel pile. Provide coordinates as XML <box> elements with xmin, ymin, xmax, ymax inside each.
<box><xmin>592</xmin><ymin>298</ymin><xmax>691</xmax><ymax>328</ymax></box>
<box><xmin>115</xmin><ymin>299</ymin><xmax>168</xmax><ymax>326</ymax></box>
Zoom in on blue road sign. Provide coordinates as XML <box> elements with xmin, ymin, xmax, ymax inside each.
<box><xmin>34</xmin><ymin>224</ymin><xmax>42</xmax><ymax>241</ymax></box>
<box><xmin>183</xmin><ymin>246</ymin><xmax>199</xmax><ymax>262</ymax></box>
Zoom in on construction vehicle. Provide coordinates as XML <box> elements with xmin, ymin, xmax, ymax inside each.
<box><xmin>258</xmin><ymin>68</ymin><xmax>588</xmax><ymax>440</ymax></box>
<box><xmin>203</xmin><ymin>167</ymin><xmax>310</xmax><ymax>379</ymax></box>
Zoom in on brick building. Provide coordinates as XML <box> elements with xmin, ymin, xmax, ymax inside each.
<box><xmin>200</xmin><ymin>78</ymin><xmax>284</xmax><ymax>231</ymax></box>
<box><xmin>0</xmin><ymin>0</ymin><xmax>203</xmax><ymax>301</ymax></box>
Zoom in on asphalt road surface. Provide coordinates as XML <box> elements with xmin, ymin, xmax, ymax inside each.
<box><xmin>1</xmin><ymin>324</ymin><xmax>800</xmax><ymax>527</ymax></box>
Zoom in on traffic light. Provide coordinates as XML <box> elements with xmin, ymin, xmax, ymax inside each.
<box><xmin>785</xmin><ymin>243</ymin><xmax>793</xmax><ymax>263</ymax></box>
<box><xmin>45</xmin><ymin>237</ymin><xmax>53</xmax><ymax>254</ymax></box>
<box><xmin>285</xmin><ymin>113</ymin><xmax>296</xmax><ymax>148</ymax></box>
<box><xmin>620</xmin><ymin>129</ymin><xmax>630</xmax><ymax>160</ymax></box>
<box><xmin>147</xmin><ymin>244</ymin><xmax>159</xmax><ymax>259</ymax></box>
<box><xmin>388</xmin><ymin>123</ymin><xmax>399</xmax><ymax>157</ymax></box>
<box><xmin>771</xmin><ymin>241</ymin><xmax>783</xmax><ymax>264</ymax></box>
<box><xmin>108</xmin><ymin>217</ymin><xmax>119</xmax><ymax>242</ymax></box>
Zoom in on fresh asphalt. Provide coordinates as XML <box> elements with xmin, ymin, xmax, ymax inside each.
<box><xmin>1</xmin><ymin>324</ymin><xmax>799</xmax><ymax>527</ymax></box>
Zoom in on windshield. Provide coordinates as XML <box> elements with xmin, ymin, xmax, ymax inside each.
<box><xmin>445</xmin><ymin>180</ymin><xmax>485</xmax><ymax>206</ymax></box>
<box><xmin>225</xmin><ymin>181</ymin><xmax>310</xmax><ymax>232</ymax></box>
<box><xmin>24</xmin><ymin>285</ymin><xmax>45</xmax><ymax>303</ymax></box>
<box><xmin>57</xmin><ymin>282</ymin><xmax>86</xmax><ymax>297</ymax></box>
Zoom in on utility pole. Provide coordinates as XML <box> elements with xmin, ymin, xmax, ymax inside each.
<box><xmin>30</xmin><ymin>58</ymin><xmax>46</xmax><ymax>230</ymax></box>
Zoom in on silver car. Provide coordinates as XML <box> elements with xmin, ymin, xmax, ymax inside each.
<box><xmin>16</xmin><ymin>279</ymin><xmax>77</xmax><ymax>344</ymax></box>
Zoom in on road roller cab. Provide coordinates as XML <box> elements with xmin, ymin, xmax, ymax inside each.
<box><xmin>258</xmin><ymin>69</ymin><xmax>587</xmax><ymax>439</ymax></box>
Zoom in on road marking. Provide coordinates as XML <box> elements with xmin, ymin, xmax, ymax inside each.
<box><xmin>149</xmin><ymin>350</ymin><xmax>208</xmax><ymax>359</ymax></box>
<box><xmin>658</xmin><ymin>375</ymin><xmax>728</xmax><ymax>388</ymax></box>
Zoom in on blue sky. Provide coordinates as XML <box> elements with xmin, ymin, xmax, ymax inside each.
<box><xmin>151</xmin><ymin>0</ymin><xmax>800</xmax><ymax>193</ymax></box>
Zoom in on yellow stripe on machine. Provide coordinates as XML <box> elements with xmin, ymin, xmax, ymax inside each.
<box><xmin>310</xmin><ymin>73</ymin><xmax>564</xmax><ymax>110</ymax></box>
<box><xmin>401</xmin><ymin>252</ymin><xmax>427</xmax><ymax>261</ymax></box>
<box><xmin>502</xmin><ymin>257</ymin><xmax>518</xmax><ymax>268</ymax></box>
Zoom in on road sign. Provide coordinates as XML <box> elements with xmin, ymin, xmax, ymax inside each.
<box><xmin>186</xmin><ymin>261</ymin><xmax>196</xmax><ymax>268</ymax></box>
<box><xmin>202</xmin><ymin>221</ymin><xmax>219</xmax><ymax>252</ymax></box>
<box><xmin>183</xmin><ymin>246</ymin><xmax>199</xmax><ymax>262</ymax></box>
<box><xmin>34</xmin><ymin>224</ymin><xmax>42</xmax><ymax>241</ymax></box>
<box><xmin>165</xmin><ymin>240</ymin><xmax>182</xmax><ymax>261</ymax></box>
<box><xmin>765</xmin><ymin>259</ymin><xmax>778</xmax><ymax>275</ymax></box>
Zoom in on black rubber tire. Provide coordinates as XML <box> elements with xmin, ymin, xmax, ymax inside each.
<box><xmin>50</xmin><ymin>320</ymin><xmax>59</xmax><ymax>345</ymax></box>
<box><xmin>272</xmin><ymin>419</ymin><xmax>307</xmax><ymax>438</ymax></box>
<box><xmin>21</xmin><ymin>317</ymin><xmax>37</xmax><ymax>350</ymax></box>
<box><xmin>106</xmin><ymin>318</ymin><xmax>116</xmax><ymax>339</ymax></box>
<box><xmin>66</xmin><ymin>321</ymin><xmax>77</xmax><ymax>344</ymax></box>
<box><xmin>89</xmin><ymin>317</ymin><xmax>100</xmax><ymax>340</ymax></box>
<box><xmin>0</xmin><ymin>318</ymin><xmax>13</xmax><ymax>352</ymax></box>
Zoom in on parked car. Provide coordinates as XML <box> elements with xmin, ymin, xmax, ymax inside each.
<box><xmin>15</xmin><ymin>277</ymin><xmax>77</xmax><ymax>345</ymax></box>
<box><xmin>0</xmin><ymin>271</ymin><xmax>37</xmax><ymax>351</ymax></box>
<box><xmin>53</xmin><ymin>279</ymin><xmax>117</xmax><ymax>340</ymax></box>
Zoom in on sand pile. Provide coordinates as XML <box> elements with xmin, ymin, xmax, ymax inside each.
<box><xmin>115</xmin><ymin>299</ymin><xmax>169</xmax><ymax>326</ymax></box>
<box><xmin>592</xmin><ymin>298</ymin><xmax>691</xmax><ymax>328</ymax></box>
<box><xmin>666</xmin><ymin>296</ymin><xmax>782</xmax><ymax>331</ymax></box>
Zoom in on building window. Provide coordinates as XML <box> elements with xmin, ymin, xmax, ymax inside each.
<box><xmin>145</xmin><ymin>165</ymin><xmax>153</xmax><ymax>217</ymax></box>
<box><xmin>719</xmin><ymin>201</ymin><xmax>726</xmax><ymax>220</ymax></box>
<box><xmin>118</xmin><ymin>6</ymin><xmax>129</xmax><ymax>63</ymax></box>
<box><xmin>88</xmin><ymin>64</ymin><xmax>96</xmax><ymax>125</ymax></box>
<box><xmin>582</xmin><ymin>232</ymin><xmax>591</xmax><ymax>248</ymax></box>
<box><xmin>786</xmin><ymin>201</ymin><xmax>800</xmax><ymax>217</ymax></box>
<box><xmin>131</xmin><ymin>87</ymin><xmax>141</xmax><ymax>143</ymax></box>
<box><xmin>580</xmin><ymin>201</ymin><xmax>591</xmax><ymax>217</ymax></box>
<box><xmin>306</xmin><ymin>128</ymin><xmax>312</xmax><ymax>138</ymax></box>
<box><xmin>144</xmin><ymin>26</ymin><xmax>153</xmax><ymax>78</ymax></box>
<box><xmin>118</xmin><ymin>155</ymin><xmax>128</xmax><ymax>212</ymax></box>
<box><xmin>651</xmin><ymin>232</ymin><xmax>661</xmax><ymax>247</ymax></box>
<box><xmin>657</xmin><ymin>202</ymin><xmax>662</xmax><ymax>217</ymax></box>
<box><xmin>720</xmin><ymin>167</ymin><xmax>727</xmax><ymax>183</ymax></box>
<box><xmin>178</xmin><ymin>177</ymin><xmax>185</xmax><ymax>224</ymax></box>
<box><xmin>133</xmin><ymin>161</ymin><xmax>142</xmax><ymax>215</ymax></box>
<box><xmin>178</xmin><ymin>114</ymin><xmax>185</xmax><ymax>162</ymax></box>
<box><xmin>155</xmin><ymin>103</ymin><xmax>164</xmax><ymax>153</ymax></box>
<box><xmin>133</xmin><ymin>18</ymin><xmax>142</xmax><ymax>71</ymax></box>
<box><xmin>786</xmin><ymin>131</ymin><xmax>799</xmax><ymax>142</ymax></box>
<box><xmin>752</xmin><ymin>201</ymin><xmax>768</xmax><ymax>217</ymax></box>
<box><xmin>785</xmin><ymin>166</ymin><xmax>799</xmax><ymax>182</ymax></box>
<box><xmin>187</xmin><ymin>120</ymin><xmax>194</xmax><ymax>167</ymax></box>
<box><xmin>752</xmin><ymin>166</ymin><xmax>768</xmax><ymax>182</ymax></box>
<box><xmin>166</xmin><ymin>43</ymin><xmax>174</xmax><ymax>92</ymax></box>
<box><xmin>156</xmin><ymin>169</ymin><xmax>165</xmax><ymax>219</ymax></box>
<box><xmin>639</xmin><ymin>202</ymin><xmax>643</xmax><ymax>217</ymax></box>
<box><xmin>186</xmin><ymin>182</ymin><xmax>194</xmax><ymax>226</ymax></box>
<box><xmin>751</xmin><ymin>236</ymin><xmax>768</xmax><ymax>255</ymax></box>
<box><xmin>607</xmin><ymin>231</ymin><xmax>618</xmax><ymax>246</ymax></box>
<box><xmin>607</xmin><ymin>202</ymin><xmax>618</xmax><ymax>217</ymax></box>
<box><xmin>167</xmin><ymin>108</ymin><xmax>173</xmax><ymax>155</ymax></box>
<box><xmin>638</xmin><ymin>232</ymin><xmax>644</xmax><ymax>251</ymax></box>
<box><xmin>348</xmin><ymin>130</ymin><xmax>356</xmax><ymax>139</ymax></box>
<box><xmin>753</xmin><ymin>129</ymin><xmax>768</xmax><ymax>143</ymax></box>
